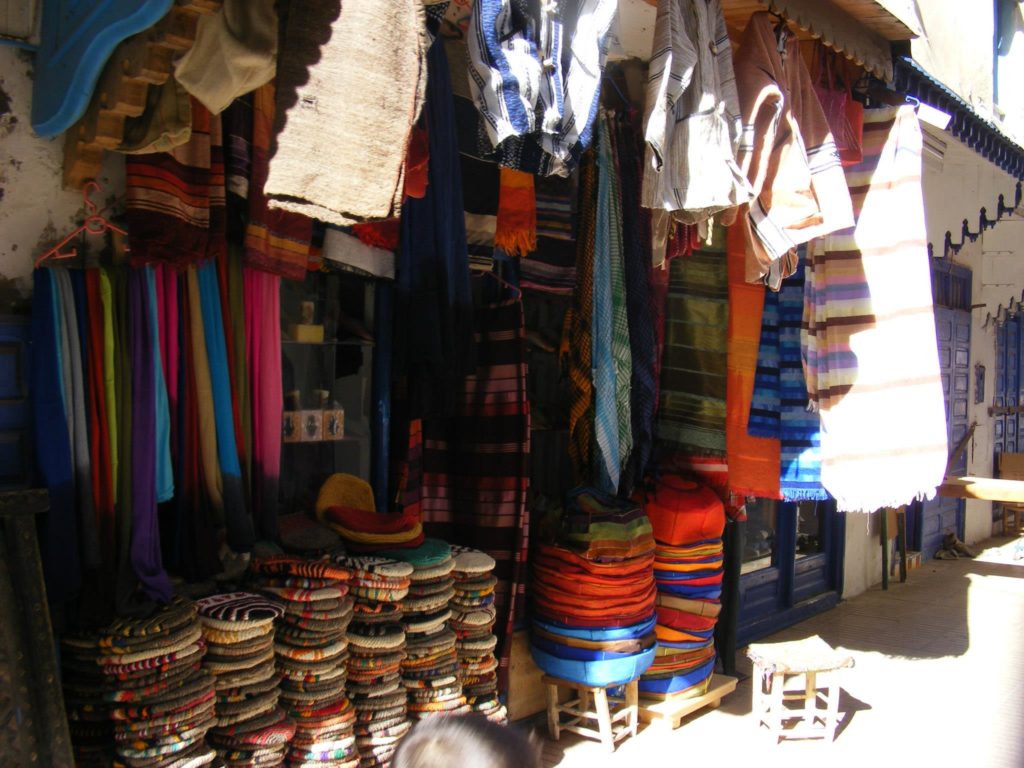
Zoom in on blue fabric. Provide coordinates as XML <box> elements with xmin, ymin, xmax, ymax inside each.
<box><xmin>657</xmin><ymin>583</ymin><xmax>723</xmax><ymax>600</ymax></box>
<box><xmin>533</xmin><ymin>615</ymin><xmax>657</xmax><ymax>642</ymax></box>
<box><xmin>530</xmin><ymin>644</ymin><xmax>656</xmax><ymax>687</ymax></box>
<box><xmin>638</xmin><ymin>658</ymin><xmax>716</xmax><ymax>694</ymax></box>
<box><xmin>748</xmin><ymin>249</ymin><xmax>828</xmax><ymax>501</ymax></box>
<box><xmin>197</xmin><ymin>261</ymin><xmax>253</xmax><ymax>551</ymax></box>
<box><xmin>531</xmin><ymin>634</ymin><xmax>650</xmax><ymax>662</ymax></box>
<box><xmin>145</xmin><ymin>267</ymin><xmax>174</xmax><ymax>503</ymax></box>
<box><xmin>395</xmin><ymin>37</ymin><xmax>475</xmax><ymax>419</ymax></box>
<box><xmin>31</xmin><ymin>269</ymin><xmax>81</xmax><ymax>604</ymax></box>
<box><xmin>657</xmin><ymin>638</ymin><xmax>716</xmax><ymax>651</ymax></box>
<box><xmin>655</xmin><ymin>568</ymin><xmax>725</xmax><ymax>581</ymax></box>
<box><xmin>591</xmin><ymin>119</ymin><xmax>619</xmax><ymax>493</ymax></box>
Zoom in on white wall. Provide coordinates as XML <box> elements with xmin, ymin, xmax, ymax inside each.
<box><xmin>0</xmin><ymin>45</ymin><xmax>122</xmax><ymax>311</ymax></box>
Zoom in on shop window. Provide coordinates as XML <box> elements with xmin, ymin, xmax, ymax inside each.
<box><xmin>796</xmin><ymin>500</ymin><xmax>825</xmax><ymax>558</ymax></box>
<box><xmin>742</xmin><ymin>497</ymin><xmax>777</xmax><ymax>573</ymax></box>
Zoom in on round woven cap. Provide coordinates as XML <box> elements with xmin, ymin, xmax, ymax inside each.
<box><xmin>401</xmin><ymin>673</ymin><xmax>459</xmax><ymax>691</ymax></box>
<box><xmin>451</xmin><ymin>547</ymin><xmax>495</xmax><ymax>575</ymax></box>
<box><xmin>215</xmin><ymin>689</ymin><xmax>280</xmax><ymax>724</ymax></box>
<box><xmin>407</xmin><ymin>577</ymin><xmax>456</xmax><ymax>598</ymax></box>
<box><xmin>205</xmin><ymin>633</ymin><xmax>275</xmax><ymax>658</ymax></box>
<box><xmin>104</xmin><ymin>598</ymin><xmax>197</xmax><ymax>643</ymax></box>
<box><xmin>216</xmin><ymin>673</ymin><xmax>283</xmax><ymax>704</ymax></box>
<box><xmin>251</xmin><ymin>555</ymin><xmax>352</xmax><ymax>583</ymax></box>
<box><xmin>450</xmin><ymin>606</ymin><xmax>497</xmax><ymax>629</ymax></box>
<box><xmin>355</xmin><ymin>718</ymin><xmax>411</xmax><ymax>743</ymax></box>
<box><xmin>203</xmin><ymin>623</ymin><xmax>274</xmax><ymax>646</ymax></box>
<box><xmin>453</xmin><ymin>574</ymin><xmax>498</xmax><ymax>595</ymax></box>
<box><xmin>204</xmin><ymin>645</ymin><xmax>276</xmax><ymax>674</ymax></box>
<box><xmin>335</xmin><ymin>556</ymin><xmax>414</xmax><ymax>581</ymax></box>
<box><xmin>213</xmin><ymin>659</ymin><xmax>278</xmax><ymax>691</ymax></box>
<box><xmin>401</xmin><ymin>661</ymin><xmax>459</xmax><ymax>682</ymax></box>
<box><xmin>274</xmin><ymin>639</ymin><xmax>349</xmax><ymax>663</ymax></box>
<box><xmin>456</xmin><ymin>634</ymin><xmax>498</xmax><ymax>655</ymax></box>
<box><xmin>100</xmin><ymin>625</ymin><xmax>203</xmax><ymax>667</ymax></box>
<box><xmin>402</xmin><ymin>588</ymin><xmax>454</xmax><ymax>615</ymax></box>
<box><xmin>410</xmin><ymin>559</ymin><xmax>455</xmax><ymax>583</ymax></box>
<box><xmin>344</xmin><ymin>677</ymin><xmax>401</xmax><ymax>698</ymax></box>
<box><xmin>350</xmin><ymin>689</ymin><xmax>407</xmax><ymax>711</ymax></box>
<box><xmin>347</xmin><ymin>626</ymin><xmax>406</xmax><ymax>652</ymax></box>
<box><xmin>405</xmin><ymin>627</ymin><xmax>456</xmax><ymax>655</ymax></box>
<box><xmin>404</xmin><ymin>610</ymin><xmax>451</xmax><ymax>637</ymax></box>
<box><xmin>350</xmin><ymin>603</ymin><xmax>402</xmax><ymax>626</ymax></box>
<box><xmin>349</xmin><ymin>585</ymin><xmax>409</xmax><ymax>604</ymax></box>
<box><xmin>284</xmin><ymin>597</ymin><xmax>345</xmax><ymax>616</ymax></box>
<box><xmin>375</xmin><ymin>538</ymin><xmax>451</xmax><ymax>569</ymax></box>
<box><xmin>277</xmin><ymin>662</ymin><xmax>348</xmax><ymax>685</ymax></box>
<box><xmin>195</xmin><ymin>592</ymin><xmax>284</xmax><ymax>624</ymax></box>
<box><xmin>261</xmin><ymin>585</ymin><xmax>348</xmax><ymax>603</ymax></box>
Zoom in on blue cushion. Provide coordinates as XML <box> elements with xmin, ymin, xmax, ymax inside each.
<box><xmin>638</xmin><ymin>658</ymin><xmax>716</xmax><ymax>694</ymax></box>
<box><xmin>532</xmin><ymin>615</ymin><xmax>657</xmax><ymax>642</ymax></box>
<box><xmin>530</xmin><ymin>645</ymin><xmax>657</xmax><ymax>687</ymax></box>
<box><xmin>530</xmin><ymin>634</ymin><xmax>652</xmax><ymax>662</ymax></box>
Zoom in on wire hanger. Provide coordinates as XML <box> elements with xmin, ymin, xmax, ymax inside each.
<box><xmin>35</xmin><ymin>181</ymin><xmax>128</xmax><ymax>268</ymax></box>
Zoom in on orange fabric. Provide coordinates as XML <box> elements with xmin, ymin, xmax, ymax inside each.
<box><xmin>533</xmin><ymin>563</ymin><xmax>652</xmax><ymax>598</ymax></box>
<box><xmin>533</xmin><ymin>581</ymin><xmax>657</xmax><ymax>619</ymax></box>
<box><xmin>494</xmin><ymin>168</ymin><xmax>536</xmax><ymax>257</ymax></box>
<box><xmin>644</xmin><ymin>476</ymin><xmax>726</xmax><ymax>545</ymax></box>
<box><xmin>535</xmin><ymin>543</ymin><xmax>655</xmax><ymax>578</ymax></box>
<box><xmin>656</xmin><ymin>606</ymin><xmax>718</xmax><ymax>632</ymax></box>
<box><xmin>655</xmin><ymin>625</ymin><xmax>714</xmax><ymax>644</ymax></box>
<box><xmin>726</xmin><ymin>220</ymin><xmax>781</xmax><ymax>498</ymax></box>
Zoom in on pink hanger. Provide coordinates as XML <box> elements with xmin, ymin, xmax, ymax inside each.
<box><xmin>35</xmin><ymin>181</ymin><xmax>128</xmax><ymax>268</ymax></box>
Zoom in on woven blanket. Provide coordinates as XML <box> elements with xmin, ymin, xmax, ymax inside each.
<box><xmin>655</xmin><ymin>230</ymin><xmax>728</xmax><ymax>454</ymax></box>
<box><xmin>748</xmin><ymin>247</ymin><xmax>828</xmax><ymax>501</ymax></box>
<box><xmin>803</xmin><ymin>107</ymin><xmax>947</xmax><ymax>512</ymax></box>
<box><xmin>265</xmin><ymin>0</ymin><xmax>427</xmax><ymax>225</ymax></box>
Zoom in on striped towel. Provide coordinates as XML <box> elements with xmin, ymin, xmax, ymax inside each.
<box><xmin>803</xmin><ymin>106</ymin><xmax>947</xmax><ymax>512</ymax></box>
<box><xmin>748</xmin><ymin>247</ymin><xmax>829</xmax><ymax>501</ymax></box>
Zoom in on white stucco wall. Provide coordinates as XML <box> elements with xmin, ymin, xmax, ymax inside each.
<box><xmin>0</xmin><ymin>45</ymin><xmax>122</xmax><ymax>311</ymax></box>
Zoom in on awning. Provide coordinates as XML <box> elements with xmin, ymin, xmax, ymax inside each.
<box><xmin>894</xmin><ymin>56</ymin><xmax>1024</xmax><ymax>179</ymax></box>
<box><xmin>720</xmin><ymin>0</ymin><xmax>918</xmax><ymax>81</ymax></box>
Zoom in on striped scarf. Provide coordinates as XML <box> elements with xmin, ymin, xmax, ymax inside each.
<box><xmin>748</xmin><ymin>248</ymin><xmax>827</xmax><ymax>501</ymax></box>
<box><xmin>803</xmin><ymin>107</ymin><xmax>947</xmax><ymax>512</ymax></box>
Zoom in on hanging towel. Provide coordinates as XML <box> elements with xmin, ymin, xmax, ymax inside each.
<box><xmin>241</xmin><ymin>83</ymin><xmax>315</xmax><ymax>281</ymax></box>
<box><xmin>567</xmin><ymin>152</ymin><xmax>598</xmax><ymax>484</ymax></box>
<box><xmin>265</xmin><ymin>0</ymin><xmax>428</xmax><ymax>224</ymax></box>
<box><xmin>495</xmin><ymin>168</ymin><xmax>537</xmax><ymax>257</ymax></box>
<box><xmin>804</xmin><ymin>106</ymin><xmax>947</xmax><ymax>513</ymax></box>
<box><xmin>732</xmin><ymin>12</ymin><xmax>854</xmax><ymax>288</ymax></box>
<box><xmin>198</xmin><ymin>260</ymin><xmax>254</xmax><ymax>552</ymax></box>
<box><xmin>128</xmin><ymin>269</ymin><xmax>173</xmax><ymax>603</ymax></box>
<box><xmin>749</xmin><ymin>248</ymin><xmax>828</xmax><ymax>501</ymax></box>
<box><xmin>125</xmin><ymin>98</ymin><xmax>226</xmax><ymax>266</ymax></box>
<box><xmin>725</xmin><ymin>221</ymin><xmax>781</xmax><ymax>499</ymax></box>
<box><xmin>31</xmin><ymin>268</ymin><xmax>81</xmax><ymax>605</ymax></box>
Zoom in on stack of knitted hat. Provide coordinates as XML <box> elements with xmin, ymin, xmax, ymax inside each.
<box><xmin>249</xmin><ymin>556</ymin><xmax>359</xmax><ymax>768</ymax></box>
<box><xmin>95</xmin><ymin>598</ymin><xmax>217</xmax><ymax>768</ymax></box>
<box><xmin>449</xmin><ymin>546</ymin><xmax>506</xmax><ymax>723</ymax></box>
<box><xmin>61</xmin><ymin>631</ymin><xmax>113</xmax><ymax>767</ymax></box>
<box><xmin>315</xmin><ymin>473</ymin><xmax>423</xmax><ymax>555</ymax></box>
<box><xmin>195</xmin><ymin>592</ymin><xmax>295</xmax><ymax>767</ymax></box>
<box><xmin>529</xmin><ymin>487</ymin><xmax>658</xmax><ymax>689</ymax></box>
<box><xmin>379</xmin><ymin>539</ymin><xmax>467</xmax><ymax>721</ymax></box>
<box><xmin>641</xmin><ymin>476</ymin><xmax>726</xmax><ymax>698</ymax></box>
<box><xmin>335</xmin><ymin>555</ymin><xmax>414</xmax><ymax>768</ymax></box>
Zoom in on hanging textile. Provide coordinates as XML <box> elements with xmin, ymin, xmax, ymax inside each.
<box><xmin>198</xmin><ymin>260</ymin><xmax>254</xmax><ymax>552</ymax></box>
<box><xmin>127</xmin><ymin>269</ymin><xmax>173</xmax><ymax>603</ymax></box>
<box><xmin>145</xmin><ymin>267</ymin><xmax>174</xmax><ymax>504</ymax></box>
<box><xmin>84</xmin><ymin>270</ymin><xmax>115</xmax><ymax>564</ymax></box>
<box><xmin>241</xmin><ymin>83</ymin><xmax>315</xmax><ymax>281</ymax></box>
<box><xmin>265</xmin><ymin>0</ymin><xmax>428</xmax><ymax>224</ymax></box>
<box><xmin>655</xmin><ymin>231</ymin><xmax>729</xmax><ymax>456</ymax></box>
<box><xmin>567</xmin><ymin>152</ymin><xmax>598</xmax><ymax>484</ymax></box>
<box><xmin>244</xmin><ymin>267</ymin><xmax>283</xmax><ymax>541</ymax></box>
<box><xmin>125</xmin><ymin>98</ymin><xmax>226</xmax><ymax>266</ymax></box>
<box><xmin>725</xmin><ymin>221</ymin><xmax>781</xmax><ymax>499</ymax></box>
<box><xmin>420</xmin><ymin>282</ymin><xmax>530</xmax><ymax>692</ymax></box>
<box><xmin>612</xmin><ymin>111</ymin><xmax>657</xmax><ymax>494</ymax></box>
<box><xmin>749</xmin><ymin>248</ymin><xmax>828</xmax><ymax>501</ymax></box>
<box><xmin>31</xmin><ymin>268</ymin><xmax>81</xmax><ymax>605</ymax></box>
<box><xmin>495</xmin><ymin>168</ymin><xmax>537</xmax><ymax>257</ymax></box>
<box><xmin>468</xmin><ymin>0</ymin><xmax>618</xmax><ymax>176</ymax></box>
<box><xmin>641</xmin><ymin>0</ymin><xmax>750</xmax><ymax>225</ymax></box>
<box><xmin>394</xmin><ymin>35</ymin><xmax>476</xmax><ymax>420</ymax></box>
<box><xmin>732</xmin><ymin>12</ymin><xmax>854</xmax><ymax>288</ymax></box>
<box><xmin>804</xmin><ymin>106</ymin><xmax>947</xmax><ymax>512</ymax></box>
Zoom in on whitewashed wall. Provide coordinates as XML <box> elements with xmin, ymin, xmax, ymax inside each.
<box><xmin>0</xmin><ymin>45</ymin><xmax>122</xmax><ymax>312</ymax></box>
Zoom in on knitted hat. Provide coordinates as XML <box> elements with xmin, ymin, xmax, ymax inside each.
<box><xmin>195</xmin><ymin>592</ymin><xmax>284</xmax><ymax>624</ymax></box>
<box><xmin>252</xmin><ymin>556</ymin><xmax>352</xmax><ymax>583</ymax></box>
<box><xmin>335</xmin><ymin>556</ymin><xmax>414</xmax><ymax>581</ymax></box>
<box><xmin>402</xmin><ymin>588</ymin><xmax>455</xmax><ymax>615</ymax></box>
<box><xmin>404</xmin><ymin>609</ymin><xmax>452</xmax><ymax>636</ymax></box>
<box><xmin>260</xmin><ymin>585</ymin><xmax>349</xmax><ymax>603</ymax></box>
<box><xmin>315</xmin><ymin>473</ymin><xmax>376</xmax><ymax>519</ymax></box>
<box><xmin>202</xmin><ymin>623</ymin><xmax>274</xmax><ymax>646</ymax></box>
<box><xmin>406</xmin><ymin>577</ymin><xmax>457</xmax><ymax>597</ymax></box>
<box><xmin>216</xmin><ymin>672</ymin><xmax>284</xmax><ymax>703</ymax></box>
<box><xmin>400</xmin><ymin>661</ymin><xmax>460</xmax><ymax>682</ymax></box>
<box><xmin>212</xmin><ymin>659</ymin><xmax>278</xmax><ymax>691</ymax></box>
<box><xmin>274</xmin><ymin>638</ymin><xmax>349</xmax><ymax>663</ymax></box>
<box><xmin>104</xmin><ymin>598</ymin><xmax>197</xmax><ymax>642</ymax></box>
<box><xmin>451</xmin><ymin>547</ymin><xmax>496</xmax><ymax>575</ymax></box>
<box><xmin>375</xmin><ymin>538</ymin><xmax>452</xmax><ymax>568</ymax></box>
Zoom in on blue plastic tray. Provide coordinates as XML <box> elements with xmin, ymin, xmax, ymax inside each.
<box><xmin>532</xmin><ymin>615</ymin><xmax>656</xmax><ymax>642</ymax></box>
<box><xmin>638</xmin><ymin>658</ymin><xmax>716</xmax><ymax>694</ymax></box>
<box><xmin>530</xmin><ymin>644</ymin><xmax>657</xmax><ymax>687</ymax></box>
<box><xmin>530</xmin><ymin>634</ymin><xmax>652</xmax><ymax>662</ymax></box>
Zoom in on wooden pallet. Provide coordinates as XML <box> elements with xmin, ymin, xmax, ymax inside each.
<box><xmin>63</xmin><ymin>0</ymin><xmax>222</xmax><ymax>190</ymax></box>
<box><xmin>637</xmin><ymin>674</ymin><xmax>738</xmax><ymax>730</ymax></box>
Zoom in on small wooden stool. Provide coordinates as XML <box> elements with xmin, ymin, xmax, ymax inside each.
<box><xmin>542</xmin><ymin>675</ymin><xmax>639</xmax><ymax>752</ymax></box>
<box><xmin>746</xmin><ymin>635</ymin><xmax>854</xmax><ymax>742</ymax></box>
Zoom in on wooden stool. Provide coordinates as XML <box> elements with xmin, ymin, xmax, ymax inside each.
<box><xmin>1002</xmin><ymin>503</ymin><xmax>1024</xmax><ymax>536</ymax></box>
<box><xmin>542</xmin><ymin>675</ymin><xmax>639</xmax><ymax>752</ymax></box>
<box><xmin>746</xmin><ymin>635</ymin><xmax>854</xmax><ymax>742</ymax></box>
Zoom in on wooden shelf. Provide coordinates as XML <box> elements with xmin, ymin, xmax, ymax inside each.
<box><xmin>638</xmin><ymin>674</ymin><xmax>738</xmax><ymax>730</ymax></box>
<box><xmin>936</xmin><ymin>475</ymin><xmax>1024</xmax><ymax>503</ymax></box>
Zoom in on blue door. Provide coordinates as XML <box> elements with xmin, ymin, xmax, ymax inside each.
<box><xmin>915</xmin><ymin>307</ymin><xmax>969</xmax><ymax>559</ymax></box>
<box><xmin>0</xmin><ymin>316</ymin><xmax>32</xmax><ymax>490</ymax></box>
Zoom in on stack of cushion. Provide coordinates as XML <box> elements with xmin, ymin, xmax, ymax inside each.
<box><xmin>561</xmin><ymin>486</ymin><xmax>656</xmax><ymax>561</ymax></box>
<box><xmin>450</xmin><ymin>546</ymin><xmax>506</xmax><ymax>724</ymax></box>
<box><xmin>320</xmin><ymin>507</ymin><xmax>424</xmax><ymax>554</ymax></box>
<box><xmin>530</xmin><ymin>541</ymin><xmax>658</xmax><ymax>687</ymax></box>
<box><xmin>640</xmin><ymin>477</ymin><xmax>726</xmax><ymax>698</ymax></box>
<box><xmin>250</xmin><ymin>556</ymin><xmax>358</xmax><ymax>768</ymax></box>
<box><xmin>61</xmin><ymin>631</ymin><xmax>113</xmax><ymax>767</ymax></box>
<box><xmin>379</xmin><ymin>539</ymin><xmax>468</xmax><ymax>721</ymax></box>
<box><xmin>95</xmin><ymin>598</ymin><xmax>218</xmax><ymax>768</ymax></box>
<box><xmin>335</xmin><ymin>555</ymin><xmax>414</xmax><ymax>768</ymax></box>
<box><xmin>195</xmin><ymin>592</ymin><xmax>294</xmax><ymax>766</ymax></box>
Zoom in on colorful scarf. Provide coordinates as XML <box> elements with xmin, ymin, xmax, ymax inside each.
<box><xmin>804</xmin><ymin>107</ymin><xmax>947</xmax><ymax>512</ymax></box>
<box><xmin>494</xmin><ymin>168</ymin><xmax>537</xmax><ymax>257</ymax></box>
<box><xmin>725</xmin><ymin>221</ymin><xmax>781</xmax><ymax>499</ymax></box>
<box><xmin>749</xmin><ymin>248</ymin><xmax>828</xmax><ymax>501</ymax></box>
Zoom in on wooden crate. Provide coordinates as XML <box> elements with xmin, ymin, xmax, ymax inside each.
<box><xmin>638</xmin><ymin>674</ymin><xmax>738</xmax><ymax>730</ymax></box>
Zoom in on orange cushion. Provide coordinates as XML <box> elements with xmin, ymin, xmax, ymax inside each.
<box><xmin>642</xmin><ymin>476</ymin><xmax>726</xmax><ymax>546</ymax></box>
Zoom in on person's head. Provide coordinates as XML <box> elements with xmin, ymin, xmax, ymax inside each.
<box><xmin>392</xmin><ymin>714</ymin><xmax>541</xmax><ymax>768</ymax></box>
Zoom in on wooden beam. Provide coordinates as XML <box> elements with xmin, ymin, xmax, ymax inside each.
<box><xmin>936</xmin><ymin>475</ymin><xmax>1024</xmax><ymax>503</ymax></box>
